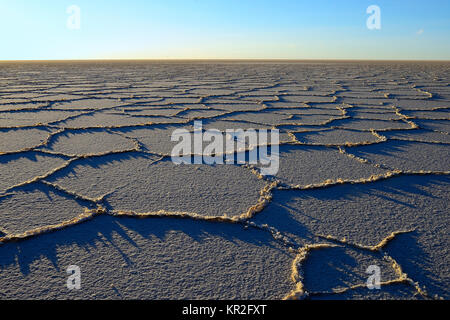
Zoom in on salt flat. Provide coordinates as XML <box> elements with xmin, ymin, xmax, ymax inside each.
<box><xmin>0</xmin><ymin>61</ymin><xmax>449</xmax><ymax>299</ymax></box>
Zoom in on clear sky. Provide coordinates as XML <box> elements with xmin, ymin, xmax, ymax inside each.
<box><xmin>1</xmin><ymin>0</ymin><xmax>449</xmax><ymax>60</ymax></box>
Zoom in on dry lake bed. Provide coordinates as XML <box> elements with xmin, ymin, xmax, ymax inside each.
<box><xmin>0</xmin><ymin>61</ymin><xmax>448</xmax><ymax>299</ymax></box>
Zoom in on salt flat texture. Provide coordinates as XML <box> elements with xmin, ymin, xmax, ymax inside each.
<box><xmin>0</xmin><ymin>61</ymin><xmax>449</xmax><ymax>300</ymax></box>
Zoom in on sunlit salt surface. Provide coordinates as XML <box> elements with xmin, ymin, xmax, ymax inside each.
<box><xmin>0</xmin><ymin>61</ymin><xmax>448</xmax><ymax>299</ymax></box>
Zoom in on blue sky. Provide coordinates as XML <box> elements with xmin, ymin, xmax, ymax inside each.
<box><xmin>1</xmin><ymin>0</ymin><xmax>449</xmax><ymax>60</ymax></box>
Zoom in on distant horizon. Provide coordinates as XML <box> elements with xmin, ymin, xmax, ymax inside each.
<box><xmin>1</xmin><ymin>58</ymin><xmax>450</xmax><ymax>63</ymax></box>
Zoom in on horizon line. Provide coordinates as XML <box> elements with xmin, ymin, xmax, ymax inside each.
<box><xmin>1</xmin><ymin>58</ymin><xmax>449</xmax><ymax>63</ymax></box>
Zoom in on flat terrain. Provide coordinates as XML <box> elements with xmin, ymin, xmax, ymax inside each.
<box><xmin>0</xmin><ymin>61</ymin><xmax>448</xmax><ymax>299</ymax></box>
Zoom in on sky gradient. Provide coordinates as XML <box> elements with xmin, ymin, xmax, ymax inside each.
<box><xmin>1</xmin><ymin>0</ymin><xmax>449</xmax><ymax>60</ymax></box>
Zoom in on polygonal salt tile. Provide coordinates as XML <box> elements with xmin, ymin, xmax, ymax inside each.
<box><xmin>0</xmin><ymin>152</ymin><xmax>68</xmax><ymax>192</ymax></box>
<box><xmin>43</xmin><ymin>130</ymin><xmax>136</xmax><ymax>156</ymax></box>
<box><xmin>260</xmin><ymin>145</ymin><xmax>388</xmax><ymax>187</ymax></box>
<box><xmin>332</xmin><ymin>119</ymin><xmax>413</xmax><ymax>131</ymax></box>
<box><xmin>381</xmin><ymin>129</ymin><xmax>450</xmax><ymax>144</ymax></box>
<box><xmin>0</xmin><ymin>216</ymin><xmax>294</xmax><ymax>299</ymax></box>
<box><xmin>253</xmin><ymin>175</ymin><xmax>450</xmax><ymax>298</ymax></box>
<box><xmin>0</xmin><ymin>110</ymin><xmax>82</xmax><ymax>127</ymax></box>
<box><xmin>294</xmin><ymin>129</ymin><xmax>381</xmax><ymax>146</ymax></box>
<box><xmin>57</xmin><ymin>111</ymin><xmax>186</xmax><ymax>128</ymax></box>
<box><xmin>0</xmin><ymin>128</ymin><xmax>53</xmax><ymax>153</ymax></box>
<box><xmin>47</xmin><ymin>154</ymin><xmax>267</xmax><ymax>218</ymax></box>
<box><xmin>0</xmin><ymin>183</ymin><xmax>93</xmax><ymax>235</ymax></box>
<box><xmin>414</xmin><ymin>119</ymin><xmax>450</xmax><ymax>133</ymax></box>
<box><xmin>302</xmin><ymin>246</ymin><xmax>398</xmax><ymax>294</ymax></box>
<box><xmin>345</xmin><ymin>140</ymin><xmax>450</xmax><ymax>172</ymax></box>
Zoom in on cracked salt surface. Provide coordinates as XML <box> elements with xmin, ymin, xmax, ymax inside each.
<box><xmin>0</xmin><ymin>61</ymin><xmax>449</xmax><ymax>299</ymax></box>
<box><xmin>262</xmin><ymin>145</ymin><xmax>389</xmax><ymax>188</ymax></box>
<box><xmin>0</xmin><ymin>183</ymin><xmax>93</xmax><ymax>235</ymax></box>
<box><xmin>0</xmin><ymin>127</ymin><xmax>54</xmax><ymax>153</ymax></box>
<box><xmin>293</xmin><ymin>129</ymin><xmax>381</xmax><ymax>146</ymax></box>
<box><xmin>41</xmin><ymin>129</ymin><xmax>136</xmax><ymax>156</ymax></box>
<box><xmin>345</xmin><ymin>140</ymin><xmax>450</xmax><ymax>172</ymax></box>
